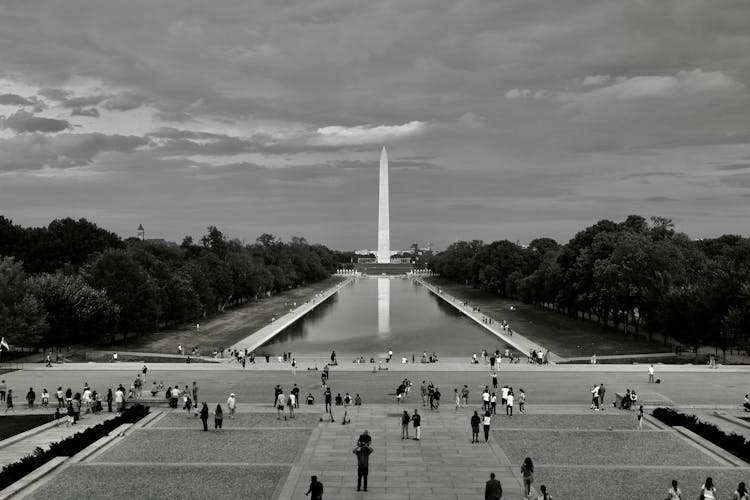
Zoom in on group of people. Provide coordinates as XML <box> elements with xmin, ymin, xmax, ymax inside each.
<box><xmin>589</xmin><ymin>383</ymin><xmax>607</xmax><ymax>410</ymax></box>
<box><xmin>667</xmin><ymin>478</ymin><xmax>748</xmax><ymax>500</ymax></box>
<box><xmin>418</xmin><ymin>380</ymin><xmax>442</xmax><ymax>410</ymax></box>
<box><xmin>479</xmin><ymin>385</ymin><xmax>525</xmax><ymax>416</ymax></box>
<box><xmin>196</xmin><ymin>392</ymin><xmax>237</xmax><ymax>431</ymax></box>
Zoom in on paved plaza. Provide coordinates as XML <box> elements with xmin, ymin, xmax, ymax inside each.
<box><xmin>1</xmin><ymin>363</ymin><xmax>749</xmax><ymax>499</ymax></box>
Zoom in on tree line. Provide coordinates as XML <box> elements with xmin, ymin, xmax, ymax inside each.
<box><xmin>0</xmin><ymin>216</ymin><xmax>337</xmax><ymax>347</ymax></box>
<box><xmin>429</xmin><ymin>215</ymin><xmax>750</xmax><ymax>356</ymax></box>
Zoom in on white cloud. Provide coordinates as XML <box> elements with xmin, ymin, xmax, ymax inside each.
<box><xmin>504</xmin><ymin>88</ymin><xmax>532</xmax><ymax>99</ymax></box>
<box><xmin>311</xmin><ymin>121</ymin><xmax>427</xmax><ymax>146</ymax></box>
<box><xmin>558</xmin><ymin>69</ymin><xmax>743</xmax><ymax>106</ymax></box>
<box><xmin>580</xmin><ymin>74</ymin><xmax>610</xmax><ymax>86</ymax></box>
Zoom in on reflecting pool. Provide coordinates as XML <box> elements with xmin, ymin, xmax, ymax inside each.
<box><xmin>258</xmin><ymin>277</ymin><xmax>513</xmax><ymax>358</ymax></box>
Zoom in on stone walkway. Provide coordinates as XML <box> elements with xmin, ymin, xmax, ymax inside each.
<box><xmin>0</xmin><ymin>411</ymin><xmax>111</xmax><ymax>468</ymax></box>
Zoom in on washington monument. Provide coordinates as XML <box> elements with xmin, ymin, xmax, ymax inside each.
<box><xmin>377</xmin><ymin>146</ymin><xmax>391</xmax><ymax>263</ymax></box>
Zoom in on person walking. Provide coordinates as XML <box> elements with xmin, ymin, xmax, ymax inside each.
<box><xmin>484</xmin><ymin>472</ymin><xmax>502</xmax><ymax>500</ymax></box>
<box><xmin>227</xmin><ymin>393</ymin><xmax>236</xmax><ymax>419</ymax></box>
<box><xmin>214</xmin><ymin>404</ymin><xmax>224</xmax><ymax>432</ymax></box>
<box><xmin>521</xmin><ymin>457</ymin><xmax>534</xmax><ymax>498</ymax></box>
<box><xmin>637</xmin><ymin>405</ymin><xmax>644</xmax><ymax>430</ymax></box>
<box><xmin>324</xmin><ymin>387</ymin><xmax>332</xmax><ymax>414</ymax></box>
<box><xmin>482</xmin><ymin>388</ymin><xmax>490</xmax><ymax>412</ymax></box>
<box><xmin>700</xmin><ymin>477</ymin><xmax>717</xmax><ymax>500</ymax></box>
<box><xmin>648</xmin><ymin>364</ymin><xmax>655</xmax><ymax>383</ymax></box>
<box><xmin>305</xmin><ymin>475</ymin><xmax>324</xmax><ymax>500</ymax></box>
<box><xmin>4</xmin><ymin>389</ymin><xmax>13</xmax><ymax>413</ymax></box>
<box><xmin>401</xmin><ymin>410</ymin><xmax>411</xmax><ymax>439</ymax></box>
<box><xmin>353</xmin><ymin>438</ymin><xmax>373</xmax><ymax>492</ymax></box>
<box><xmin>506</xmin><ymin>389</ymin><xmax>514</xmax><ymax>417</ymax></box>
<box><xmin>519</xmin><ymin>389</ymin><xmax>526</xmax><ymax>414</ymax></box>
<box><xmin>199</xmin><ymin>402</ymin><xmax>209</xmax><ymax>431</ymax></box>
<box><xmin>471</xmin><ymin>410</ymin><xmax>481</xmax><ymax>443</ymax></box>
<box><xmin>454</xmin><ymin>388</ymin><xmax>460</xmax><ymax>413</ymax></box>
<box><xmin>0</xmin><ymin>380</ymin><xmax>6</xmax><ymax>402</ymax></box>
<box><xmin>291</xmin><ymin>358</ymin><xmax>297</xmax><ymax>375</ymax></box>
<box><xmin>461</xmin><ymin>385</ymin><xmax>469</xmax><ymax>408</ymax></box>
<box><xmin>115</xmin><ymin>386</ymin><xmax>124</xmax><ymax>414</ymax></box>
<box><xmin>192</xmin><ymin>382</ymin><xmax>199</xmax><ymax>409</ymax></box>
<box><xmin>666</xmin><ymin>479</ymin><xmax>682</xmax><ymax>500</ymax></box>
<box><xmin>420</xmin><ymin>381</ymin><xmax>427</xmax><ymax>406</ymax></box>
<box><xmin>483</xmin><ymin>410</ymin><xmax>492</xmax><ymax>442</ymax></box>
<box><xmin>56</xmin><ymin>387</ymin><xmax>64</xmax><ymax>409</ymax></box>
<box><xmin>412</xmin><ymin>409</ymin><xmax>421</xmax><ymax>440</ymax></box>
<box><xmin>276</xmin><ymin>391</ymin><xmax>287</xmax><ymax>420</ymax></box>
<box><xmin>491</xmin><ymin>372</ymin><xmax>498</xmax><ymax>390</ymax></box>
<box><xmin>731</xmin><ymin>481</ymin><xmax>748</xmax><ymax>500</ymax></box>
<box><xmin>491</xmin><ymin>392</ymin><xmax>497</xmax><ymax>415</ymax></box>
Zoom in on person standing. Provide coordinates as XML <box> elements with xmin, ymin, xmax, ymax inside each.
<box><xmin>106</xmin><ymin>388</ymin><xmax>113</xmax><ymax>413</ymax></box>
<box><xmin>491</xmin><ymin>392</ymin><xmax>498</xmax><ymax>415</ymax></box>
<box><xmin>483</xmin><ymin>411</ymin><xmax>492</xmax><ymax>442</ymax></box>
<box><xmin>276</xmin><ymin>391</ymin><xmax>287</xmax><ymax>420</ymax></box>
<box><xmin>454</xmin><ymin>388</ymin><xmax>460</xmax><ymax>413</ymax></box>
<box><xmin>214</xmin><ymin>404</ymin><xmax>223</xmax><ymax>432</ymax></box>
<box><xmin>192</xmin><ymin>382</ymin><xmax>199</xmax><ymax>409</ymax></box>
<box><xmin>484</xmin><ymin>472</ymin><xmax>502</xmax><ymax>500</ymax></box>
<box><xmin>648</xmin><ymin>364</ymin><xmax>655</xmax><ymax>383</ymax></box>
<box><xmin>700</xmin><ymin>477</ymin><xmax>717</xmax><ymax>500</ymax></box>
<box><xmin>291</xmin><ymin>358</ymin><xmax>297</xmax><ymax>375</ymax></box>
<box><xmin>731</xmin><ymin>481</ymin><xmax>748</xmax><ymax>500</ymax></box>
<box><xmin>292</xmin><ymin>384</ymin><xmax>300</xmax><ymax>408</ymax></box>
<box><xmin>537</xmin><ymin>485</ymin><xmax>552</xmax><ymax>500</ymax></box>
<box><xmin>471</xmin><ymin>410</ymin><xmax>481</xmax><ymax>443</ymax></box>
<box><xmin>412</xmin><ymin>409</ymin><xmax>421</xmax><ymax>440</ymax></box>
<box><xmin>519</xmin><ymin>389</ymin><xmax>526</xmax><ymax>414</ymax></box>
<box><xmin>26</xmin><ymin>387</ymin><xmax>35</xmax><ymax>409</ymax></box>
<box><xmin>324</xmin><ymin>387</ymin><xmax>332</xmax><ymax>414</ymax></box>
<box><xmin>0</xmin><ymin>380</ymin><xmax>6</xmax><ymax>402</ymax></box>
<box><xmin>227</xmin><ymin>393</ymin><xmax>236</xmax><ymax>419</ymax></box>
<box><xmin>199</xmin><ymin>402</ymin><xmax>209</xmax><ymax>431</ymax></box>
<box><xmin>353</xmin><ymin>439</ymin><xmax>373</xmax><ymax>492</ymax></box>
<box><xmin>56</xmin><ymin>387</ymin><xmax>64</xmax><ymax>408</ymax></box>
<box><xmin>482</xmin><ymin>388</ymin><xmax>491</xmax><ymax>412</ymax></box>
<box><xmin>305</xmin><ymin>475</ymin><xmax>324</xmax><ymax>500</ymax></box>
<box><xmin>521</xmin><ymin>457</ymin><xmax>534</xmax><ymax>498</ymax></box>
<box><xmin>491</xmin><ymin>372</ymin><xmax>498</xmax><ymax>390</ymax></box>
<box><xmin>420</xmin><ymin>381</ymin><xmax>427</xmax><ymax>407</ymax></box>
<box><xmin>666</xmin><ymin>479</ymin><xmax>682</xmax><ymax>500</ymax></box>
<box><xmin>461</xmin><ymin>385</ymin><xmax>469</xmax><ymax>408</ymax></box>
<box><xmin>401</xmin><ymin>410</ymin><xmax>410</xmax><ymax>439</ymax></box>
<box><xmin>599</xmin><ymin>383</ymin><xmax>606</xmax><ymax>410</ymax></box>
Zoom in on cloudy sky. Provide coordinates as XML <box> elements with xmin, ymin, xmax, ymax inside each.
<box><xmin>1</xmin><ymin>0</ymin><xmax>749</xmax><ymax>250</ymax></box>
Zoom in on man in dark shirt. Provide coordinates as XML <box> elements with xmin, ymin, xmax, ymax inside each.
<box><xmin>485</xmin><ymin>472</ymin><xmax>502</xmax><ymax>500</ymax></box>
<box><xmin>305</xmin><ymin>475</ymin><xmax>324</xmax><ymax>500</ymax></box>
<box><xmin>353</xmin><ymin>440</ymin><xmax>373</xmax><ymax>492</ymax></box>
<box><xmin>292</xmin><ymin>384</ymin><xmax>300</xmax><ymax>408</ymax></box>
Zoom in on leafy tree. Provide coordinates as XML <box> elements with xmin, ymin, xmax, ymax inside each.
<box><xmin>0</xmin><ymin>256</ymin><xmax>48</xmax><ymax>345</ymax></box>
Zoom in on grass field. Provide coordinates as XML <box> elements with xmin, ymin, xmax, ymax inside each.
<box><xmin>427</xmin><ymin>277</ymin><xmax>669</xmax><ymax>357</ymax></box>
<box><xmin>0</xmin><ymin>414</ymin><xmax>54</xmax><ymax>441</ymax></box>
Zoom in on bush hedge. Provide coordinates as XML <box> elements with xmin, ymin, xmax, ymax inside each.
<box><xmin>651</xmin><ymin>407</ymin><xmax>750</xmax><ymax>462</ymax></box>
<box><xmin>0</xmin><ymin>405</ymin><xmax>149</xmax><ymax>491</ymax></box>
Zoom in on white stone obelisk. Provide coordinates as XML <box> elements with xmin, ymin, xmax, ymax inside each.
<box><xmin>377</xmin><ymin>146</ymin><xmax>390</xmax><ymax>263</ymax></box>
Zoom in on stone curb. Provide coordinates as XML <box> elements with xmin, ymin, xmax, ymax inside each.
<box><xmin>72</xmin><ymin>423</ymin><xmax>133</xmax><ymax>464</ymax></box>
<box><xmin>0</xmin><ymin>417</ymin><xmax>61</xmax><ymax>450</ymax></box>
<box><xmin>673</xmin><ymin>426</ymin><xmax>747</xmax><ymax>467</ymax></box>
<box><xmin>711</xmin><ymin>411</ymin><xmax>750</xmax><ymax>431</ymax></box>
<box><xmin>0</xmin><ymin>456</ymin><xmax>68</xmax><ymax>500</ymax></box>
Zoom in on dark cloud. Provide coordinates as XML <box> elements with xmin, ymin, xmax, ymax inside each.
<box><xmin>71</xmin><ymin>107</ymin><xmax>100</xmax><ymax>117</ymax></box>
<box><xmin>0</xmin><ymin>93</ymin><xmax>34</xmax><ymax>106</ymax></box>
<box><xmin>715</xmin><ymin>163</ymin><xmax>750</xmax><ymax>171</ymax></box>
<box><xmin>1</xmin><ymin>110</ymin><xmax>70</xmax><ymax>133</ymax></box>
<box><xmin>38</xmin><ymin>88</ymin><xmax>71</xmax><ymax>102</ymax></box>
<box><xmin>0</xmin><ymin>132</ymin><xmax>149</xmax><ymax>171</ymax></box>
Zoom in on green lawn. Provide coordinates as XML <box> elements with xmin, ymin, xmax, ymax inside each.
<box><xmin>427</xmin><ymin>277</ymin><xmax>669</xmax><ymax>357</ymax></box>
<box><xmin>0</xmin><ymin>414</ymin><xmax>55</xmax><ymax>441</ymax></box>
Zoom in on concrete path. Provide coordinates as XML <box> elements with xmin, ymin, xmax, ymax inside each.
<box><xmin>231</xmin><ymin>278</ymin><xmax>354</xmax><ymax>354</ymax></box>
<box><xmin>0</xmin><ymin>411</ymin><xmax>111</xmax><ymax>468</ymax></box>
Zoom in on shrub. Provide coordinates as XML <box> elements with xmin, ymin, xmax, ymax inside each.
<box><xmin>651</xmin><ymin>407</ymin><xmax>750</xmax><ymax>462</ymax></box>
<box><xmin>0</xmin><ymin>405</ymin><xmax>149</xmax><ymax>490</ymax></box>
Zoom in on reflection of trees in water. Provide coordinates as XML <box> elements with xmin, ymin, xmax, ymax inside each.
<box><xmin>430</xmin><ymin>293</ymin><xmax>464</xmax><ymax>317</ymax></box>
<box><xmin>260</xmin><ymin>294</ymin><xmax>338</xmax><ymax>347</ymax></box>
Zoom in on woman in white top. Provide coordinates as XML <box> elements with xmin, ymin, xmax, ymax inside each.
<box><xmin>506</xmin><ymin>390</ymin><xmax>514</xmax><ymax>417</ymax></box>
<box><xmin>701</xmin><ymin>477</ymin><xmax>717</xmax><ymax>500</ymax></box>
<box><xmin>482</xmin><ymin>411</ymin><xmax>492</xmax><ymax>442</ymax></box>
<box><xmin>731</xmin><ymin>481</ymin><xmax>748</xmax><ymax>500</ymax></box>
<box><xmin>666</xmin><ymin>479</ymin><xmax>682</xmax><ymax>499</ymax></box>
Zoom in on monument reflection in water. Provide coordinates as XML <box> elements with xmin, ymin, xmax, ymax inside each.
<box><xmin>258</xmin><ymin>277</ymin><xmax>510</xmax><ymax>358</ymax></box>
